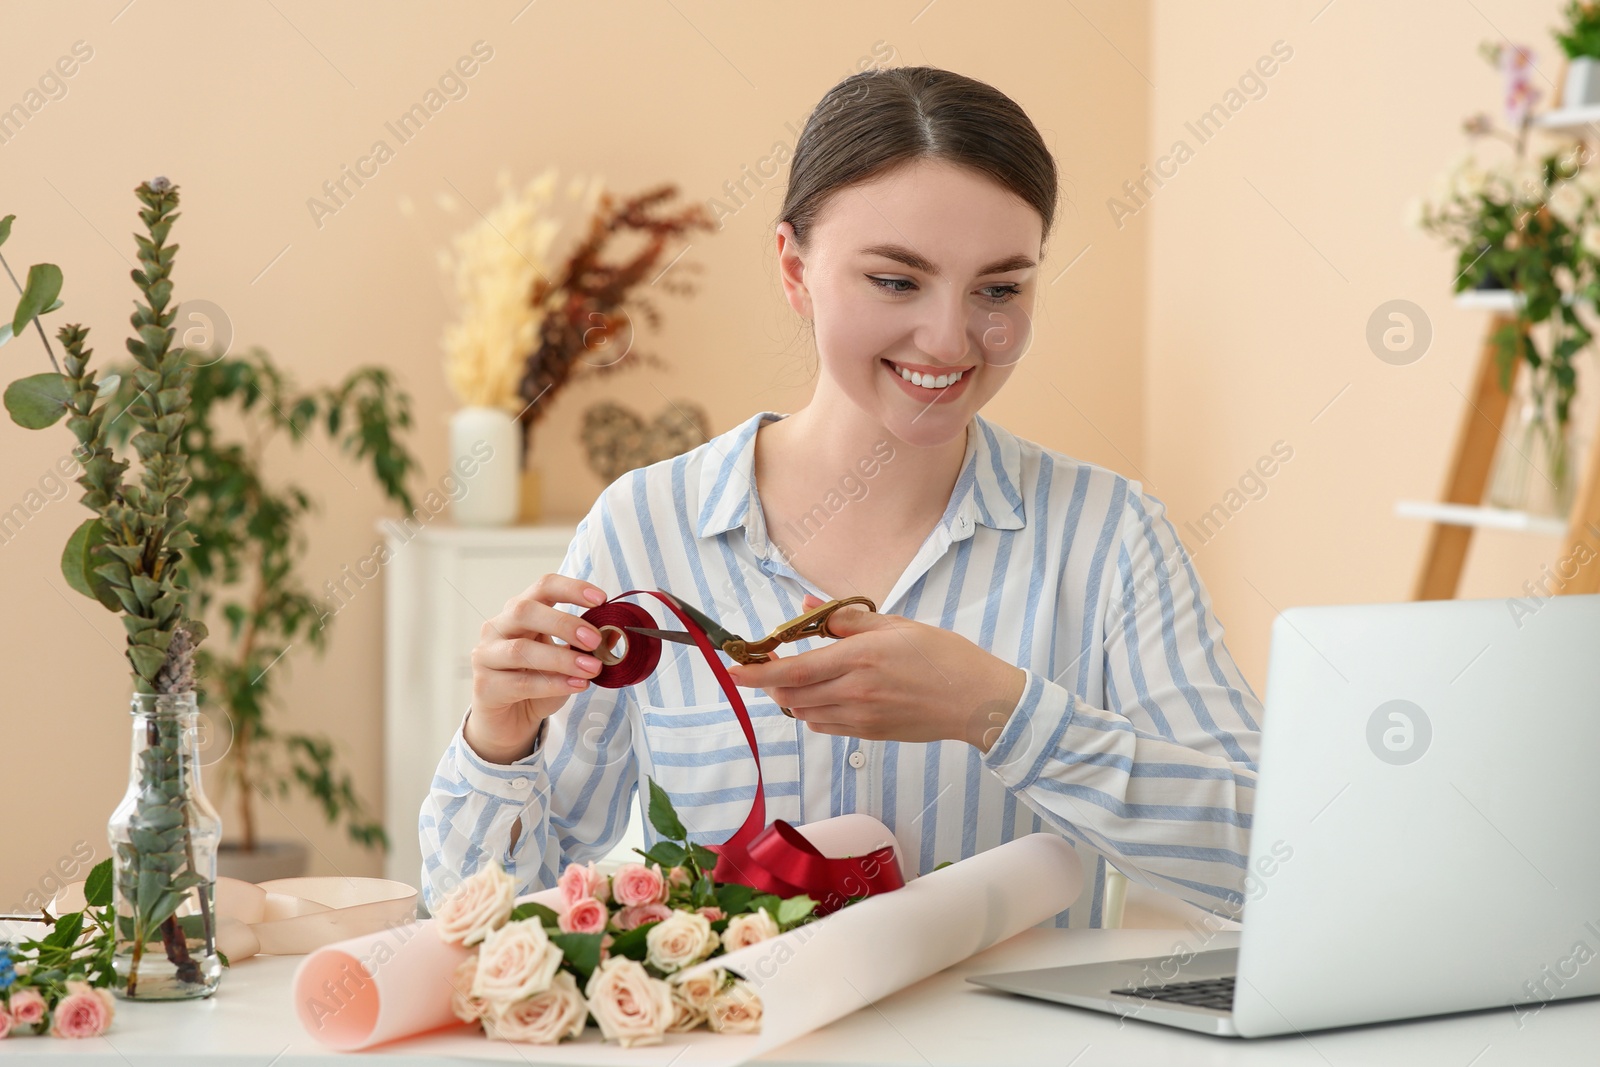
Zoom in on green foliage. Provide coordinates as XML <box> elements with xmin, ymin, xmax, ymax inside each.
<box><xmin>3</xmin><ymin>858</ymin><xmax>118</xmax><ymax>1015</ymax></box>
<box><xmin>91</xmin><ymin>345</ymin><xmax>417</xmax><ymax>853</ymax></box>
<box><xmin>1556</xmin><ymin>0</ymin><xmax>1600</xmax><ymax>58</ymax></box>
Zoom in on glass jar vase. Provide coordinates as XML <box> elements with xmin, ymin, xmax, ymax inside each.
<box><xmin>1485</xmin><ymin>384</ymin><xmax>1581</xmax><ymax>520</ymax></box>
<box><xmin>106</xmin><ymin>691</ymin><xmax>223</xmax><ymax>999</ymax></box>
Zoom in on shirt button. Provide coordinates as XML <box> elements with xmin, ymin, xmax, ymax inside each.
<box><xmin>509</xmin><ymin>777</ymin><xmax>530</xmax><ymax>790</ymax></box>
<box><xmin>847</xmin><ymin>751</ymin><xmax>866</xmax><ymax>770</ymax></box>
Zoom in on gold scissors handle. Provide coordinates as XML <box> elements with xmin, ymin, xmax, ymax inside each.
<box><xmin>725</xmin><ymin>595</ymin><xmax>877</xmax><ymax>666</ymax></box>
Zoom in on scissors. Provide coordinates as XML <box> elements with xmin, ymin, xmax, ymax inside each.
<box><xmin>621</xmin><ymin>592</ymin><xmax>877</xmax><ymax>718</ymax></box>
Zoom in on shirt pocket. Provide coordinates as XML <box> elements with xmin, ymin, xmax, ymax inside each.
<box><xmin>637</xmin><ymin>696</ymin><xmax>803</xmax><ymax>844</ymax></box>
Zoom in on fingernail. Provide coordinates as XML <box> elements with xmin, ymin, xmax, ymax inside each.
<box><xmin>577</xmin><ymin>626</ymin><xmax>601</xmax><ymax>649</ymax></box>
<box><xmin>583</xmin><ymin>588</ymin><xmax>606</xmax><ymax>605</ymax></box>
<box><xmin>568</xmin><ymin>676</ymin><xmax>589</xmax><ymax>689</ymax></box>
<box><xmin>576</xmin><ymin>655</ymin><xmax>602</xmax><ymax>672</ymax></box>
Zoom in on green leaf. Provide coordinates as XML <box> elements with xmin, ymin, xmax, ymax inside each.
<box><xmin>0</xmin><ymin>214</ymin><xmax>12</xmax><ymax>247</ymax></box>
<box><xmin>12</xmin><ymin>262</ymin><xmax>63</xmax><ymax>338</ymax></box>
<box><xmin>689</xmin><ymin>844</ymin><xmax>719</xmax><ymax>873</ymax></box>
<box><xmin>509</xmin><ymin>901</ymin><xmax>560</xmax><ymax>927</ymax></box>
<box><xmin>776</xmin><ymin>895</ymin><xmax>817</xmax><ymax>928</ymax></box>
<box><xmin>145</xmin><ymin>889</ymin><xmax>186</xmax><ymax>932</ymax></box>
<box><xmin>646</xmin><ymin>778</ymin><xmax>686</xmax><ymax>842</ymax></box>
<box><xmin>549</xmin><ymin>932</ymin><xmax>603</xmax><ymax>983</ymax></box>
<box><xmin>44</xmin><ymin>910</ymin><xmax>84</xmax><ymax>948</ymax></box>
<box><xmin>714</xmin><ymin>882</ymin><xmax>754</xmax><ymax>916</ymax></box>
<box><xmin>640</xmin><ymin>841</ymin><xmax>687</xmax><ymax>869</ymax></box>
<box><xmin>604</xmin><ymin>921</ymin><xmax>656</xmax><ymax>963</ymax></box>
<box><xmin>4</xmin><ymin>371</ymin><xmax>72</xmax><ymax>428</ymax></box>
<box><xmin>61</xmin><ymin>518</ymin><xmax>117</xmax><ymax>605</ymax></box>
<box><xmin>94</xmin><ymin>372</ymin><xmax>120</xmax><ymax>397</ymax></box>
<box><xmin>84</xmin><ymin>859</ymin><xmax>113</xmax><ymax>907</ymax></box>
<box><xmin>0</xmin><ymin>321</ymin><xmax>12</xmax><ymax>348</ymax></box>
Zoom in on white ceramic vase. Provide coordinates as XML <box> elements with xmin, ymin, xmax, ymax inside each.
<box><xmin>448</xmin><ymin>406</ymin><xmax>520</xmax><ymax>526</ymax></box>
<box><xmin>1565</xmin><ymin>57</ymin><xmax>1600</xmax><ymax>108</ymax></box>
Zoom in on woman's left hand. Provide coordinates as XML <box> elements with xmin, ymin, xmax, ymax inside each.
<box><xmin>726</xmin><ymin>594</ymin><xmax>1028</xmax><ymax>751</ymax></box>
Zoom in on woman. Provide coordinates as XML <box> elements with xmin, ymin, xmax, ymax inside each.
<box><xmin>420</xmin><ymin>66</ymin><xmax>1262</xmax><ymax>928</ymax></box>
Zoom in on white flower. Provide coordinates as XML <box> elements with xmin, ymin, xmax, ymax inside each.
<box><xmin>585</xmin><ymin>957</ymin><xmax>675</xmax><ymax>1047</ymax></box>
<box><xmin>668</xmin><ymin>967</ymin><xmax>724</xmax><ymax>1031</ymax></box>
<box><xmin>483</xmin><ymin>970</ymin><xmax>588</xmax><ymax>1044</ymax></box>
<box><xmin>645</xmin><ymin>910</ymin><xmax>720</xmax><ymax>973</ymax></box>
<box><xmin>1548</xmin><ymin>180</ymin><xmax>1588</xmax><ymax>227</ymax></box>
<box><xmin>448</xmin><ymin>953</ymin><xmax>488</xmax><ymax>1022</ymax></box>
<box><xmin>722</xmin><ymin>907</ymin><xmax>781</xmax><ymax>952</ymax></box>
<box><xmin>433</xmin><ymin>860</ymin><xmax>517</xmax><ymax>947</ymax></box>
<box><xmin>473</xmin><ymin>919</ymin><xmax>565</xmax><ymax>1004</ymax></box>
<box><xmin>1582</xmin><ymin>223</ymin><xmax>1600</xmax><ymax>259</ymax></box>
<box><xmin>707</xmin><ymin>978</ymin><xmax>764</xmax><ymax>1034</ymax></box>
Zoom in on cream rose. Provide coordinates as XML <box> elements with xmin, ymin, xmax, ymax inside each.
<box><xmin>448</xmin><ymin>953</ymin><xmax>488</xmax><ymax>1023</ymax></box>
<box><xmin>483</xmin><ymin>970</ymin><xmax>587</xmax><ymax>1044</ymax></box>
<box><xmin>584</xmin><ymin>956</ymin><xmax>674</xmax><ymax>1047</ymax></box>
<box><xmin>722</xmin><ymin>907</ymin><xmax>780</xmax><ymax>951</ymax></box>
<box><xmin>707</xmin><ymin>978</ymin><xmax>763</xmax><ymax>1034</ymax></box>
<box><xmin>670</xmin><ymin>967</ymin><xmax>724</xmax><ymax>1015</ymax></box>
<box><xmin>645</xmin><ymin>910</ymin><xmax>719</xmax><ymax>973</ymax></box>
<box><xmin>473</xmin><ymin>919</ymin><xmax>564</xmax><ymax>1004</ymax></box>
<box><xmin>432</xmin><ymin>859</ymin><xmax>518</xmax><ymax>947</ymax></box>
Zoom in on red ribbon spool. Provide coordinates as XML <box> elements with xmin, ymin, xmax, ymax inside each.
<box><xmin>580</xmin><ymin>590</ymin><xmax>904</xmax><ymax>914</ymax></box>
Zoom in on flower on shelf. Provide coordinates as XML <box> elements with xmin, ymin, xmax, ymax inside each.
<box><xmin>430</xmin><ymin>780</ymin><xmax>818</xmax><ymax>1046</ymax></box>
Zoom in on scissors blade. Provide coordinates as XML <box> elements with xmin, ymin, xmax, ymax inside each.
<box><xmin>657</xmin><ymin>591</ymin><xmax>741</xmax><ymax>647</ymax></box>
<box><xmin>622</xmin><ymin>625</ymin><xmax>699</xmax><ymax>647</ymax></box>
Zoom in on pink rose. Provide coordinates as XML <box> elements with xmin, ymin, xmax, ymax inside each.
<box><xmin>584</xmin><ymin>957</ymin><xmax>674</xmax><ymax>1047</ymax></box>
<box><xmin>559</xmin><ymin>896</ymin><xmax>609</xmax><ymax>934</ymax></box>
<box><xmin>666</xmin><ymin>866</ymin><xmax>692</xmax><ymax>889</ymax></box>
<box><xmin>558</xmin><ymin>861</ymin><xmax>610</xmax><ymax>907</ymax></box>
<box><xmin>0</xmin><ymin>1009</ymin><xmax>12</xmax><ymax>1039</ymax></box>
<box><xmin>611</xmin><ymin>862</ymin><xmax>667</xmax><ymax>907</ymax></box>
<box><xmin>695</xmin><ymin>906</ymin><xmax>725</xmax><ymax>922</ymax></box>
<box><xmin>433</xmin><ymin>860</ymin><xmax>518</xmax><ymax>947</ymax></box>
<box><xmin>7</xmin><ymin>988</ymin><xmax>46</xmax><ymax>1028</ymax></box>
<box><xmin>50</xmin><ymin>982</ymin><xmax>115</xmax><ymax>1039</ymax></box>
<box><xmin>613</xmin><ymin>903</ymin><xmax>672</xmax><ymax>931</ymax></box>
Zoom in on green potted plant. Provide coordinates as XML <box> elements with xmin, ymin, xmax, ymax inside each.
<box><xmin>1556</xmin><ymin>0</ymin><xmax>1600</xmax><ymax>107</ymax></box>
<box><xmin>2</xmin><ymin>178</ymin><xmax>222</xmax><ymax>999</ymax></box>
<box><xmin>94</xmin><ymin>346</ymin><xmax>419</xmax><ymax>881</ymax></box>
<box><xmin>1410</xmin><ymin>44</ymin><xmax>1600</xmax><ymax>518</ymax></box>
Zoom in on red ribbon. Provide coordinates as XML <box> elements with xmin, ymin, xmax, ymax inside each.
<box><xmin>580</xmin><ymin>590</ymin><xmax>904</xmax><ymax>915</ymax></box>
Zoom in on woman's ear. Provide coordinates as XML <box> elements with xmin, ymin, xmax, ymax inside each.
<box><xmin>774</xmin><ymin>221</ymin><xmax>812</xmax><ymax>320</ymax></box>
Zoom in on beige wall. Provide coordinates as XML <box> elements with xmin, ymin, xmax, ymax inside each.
<box><xmin>2</xmin><ymin>0</ymin><xmax>1575</xmax><ymax>910</ymax></box>
<box><xmin>0</xmin><ymin>1</ymin><xmax>1149</xmax><ymax>906</ymax></box>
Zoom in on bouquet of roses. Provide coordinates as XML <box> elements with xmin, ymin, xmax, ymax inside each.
<box><xmin>0</xmin><ymin>859</ymin><xmax>118</xmax><ymax>1040</ymax></box>
<box><xmin>428</xmin><ymin>780</ymin><xmax>823</xmax><ymax>1047</ymax></box>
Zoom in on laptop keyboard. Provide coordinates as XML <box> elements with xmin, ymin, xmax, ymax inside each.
<box><xmin>1111</xmin><ymin>975</ymin><xmax>1235</xmax><ymax>1011</ymax></box>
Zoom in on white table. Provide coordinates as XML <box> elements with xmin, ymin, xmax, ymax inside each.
<box><xmin>4</xmin><ymin>928</ymin><xmax>1594</xmax><ymax>1064</ymax></box>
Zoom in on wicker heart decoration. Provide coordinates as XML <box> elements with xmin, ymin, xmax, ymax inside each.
<box><xmin>580</xmin><ymin>399</ymin><xmax>710</xmax><ymax>483</ymax></box>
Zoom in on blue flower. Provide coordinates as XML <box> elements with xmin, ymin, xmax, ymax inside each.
<box><xmin>0</xmin><ymin>948</ymin><xmax>14</xmax><ymax>991</ymax></box>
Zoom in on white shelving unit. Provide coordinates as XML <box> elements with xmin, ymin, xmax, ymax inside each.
<box><xmin>1393</xmin><ymin>499</ymin><xmax>1568</xmax><ymax>537</ymax></box>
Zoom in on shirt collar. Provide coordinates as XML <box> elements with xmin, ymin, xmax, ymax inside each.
<box><xmin>695</xmin><ymin>410</ymin><xmax>1027</xmax><ymax>544</ymax></box>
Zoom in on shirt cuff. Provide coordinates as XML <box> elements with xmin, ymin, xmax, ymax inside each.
<box><xmin>980</xmin><ymin>668</ymin><xmax>1078</xmax><ymax>791</ymax></box>
<box><xmin>450</xmin><ymin>706</ymin><xmax>549</xmax><ymax>802</ymax></box>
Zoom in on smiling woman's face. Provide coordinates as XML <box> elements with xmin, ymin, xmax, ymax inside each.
<box><xmin>777</xmin><ymin>157</ymin><xmax>1043</xmax><ymax>448</ymax></box>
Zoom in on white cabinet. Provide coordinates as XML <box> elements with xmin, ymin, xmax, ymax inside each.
<box><xmin>380</xmin><ymin>519</ymin><xmax>645</xmax><ymax>889</ymax></box>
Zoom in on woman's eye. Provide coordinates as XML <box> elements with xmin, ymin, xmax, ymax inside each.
<box><xmin>867</xmin><ymin>275</ymin><xmax>915</xmax><ymax>294</ymax></box>
<box><xmin>980</xmin><ymin>285</ymin><xmax>1022</xmax><ymax>304</ymax></box>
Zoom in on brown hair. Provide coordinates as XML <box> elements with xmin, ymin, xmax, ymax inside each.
<box><xmin>778</xmin><ymin>66</ymin><xmax>1059</xmax><ymax>253</ymax></box>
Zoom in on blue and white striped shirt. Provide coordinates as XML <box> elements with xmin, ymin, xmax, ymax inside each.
<box><xmin>420</xmin><ymin>409</ymin><xmax>1263</xmax><ymax>926</ymax></box>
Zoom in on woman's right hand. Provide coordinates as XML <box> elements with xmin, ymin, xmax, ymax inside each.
<box><xmin>465</xmin><ymin>574</ymin><xmax>612</xmax><ymax>764</ymax></box>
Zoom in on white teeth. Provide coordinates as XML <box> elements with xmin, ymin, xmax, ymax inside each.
<box><xmin>892</xmin><ymin>363</ymin><xmax>965</xmax><ymax>389</ymax></box>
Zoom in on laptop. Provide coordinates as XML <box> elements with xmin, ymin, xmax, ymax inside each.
<box><xmin>968</xmin><ymin>592</ymin><xmax>1600</xmax><ymax>1037</ymax></box>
